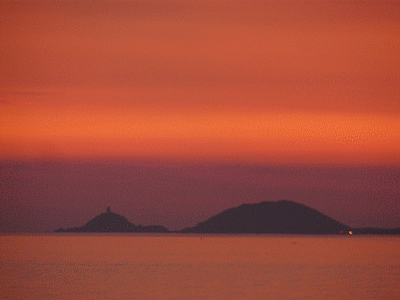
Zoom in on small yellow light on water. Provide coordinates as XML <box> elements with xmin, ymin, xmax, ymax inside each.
<box><xmin>349</xmin><ymin>231</ymin><xmax>353</xmax><ymax>235</ymax></box>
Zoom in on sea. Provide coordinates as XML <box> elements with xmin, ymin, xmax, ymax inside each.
<box><xmin>1</xmin><ymin>234</ymin><xmax>399</xmax><ymax>299</ymax></box>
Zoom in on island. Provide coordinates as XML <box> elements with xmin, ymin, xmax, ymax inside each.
<box><xmin>180</xmin><ymin>200</ymin><xmax>351</xmax><ymax>234</ymax></box>
<box><xmin>55</xmin><ymin>207</ymin><xmax>169</xmax><ymax>233</ymax></box>
<box><xmin>55</xmin><ymin>201</ymin><xmax>399</xmax><ymax>234</ymax></box>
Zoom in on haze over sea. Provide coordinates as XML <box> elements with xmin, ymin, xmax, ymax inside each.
<box><xmin>1</xmin><ymin>234</ymin><xmax>399</xmax><ymax>299</ymax></box>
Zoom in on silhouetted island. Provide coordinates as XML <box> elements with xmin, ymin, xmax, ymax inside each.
<box><xmin>55</xmin><ymin>202</ymin><xmax>399</xmax><ymax>234</ymax></box>
<box><xmin>180</xmin><ymin>200</ymin><xmax>352</xmax><ymax>234</ymax></box>
<box><xmin>352</xmin><ymin>227</ymin><xmax>400</xmax><ymax>235</ymax></box>
<box><xmin>55</xmin><ymin>207</ymin><xmax>169</xmax><ymax>233</ymax></box>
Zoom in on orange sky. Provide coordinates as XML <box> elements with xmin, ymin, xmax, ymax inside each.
<box><xmin>1</xmin><ymin>0</ymin><xmax>400</xmax><ymax>165</ymax></box>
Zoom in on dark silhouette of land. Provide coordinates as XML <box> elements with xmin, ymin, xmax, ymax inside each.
<box><xmin>55</xmin><ymin>202</ymin><xmax>399</xmax><ymax>234</ymax></box>
<box><xmin>180</xmin><ymin>200</ymin><xmax>351</xmax><ymax>234</ymax></box>
<box><xmin>55</xmin><ymin>207</ymin><xmax>169</xmax><ymax>233</ymax></box>
<box><xmin>352</xmin><ymin>227</ymin><xmax>400</xmax><ymax>235</ymax></box>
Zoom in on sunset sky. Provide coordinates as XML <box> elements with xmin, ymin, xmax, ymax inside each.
<box><xmin>1</xmin><ymin>1</ymin><xmax>399</xmax><ymax>232</ymax></box>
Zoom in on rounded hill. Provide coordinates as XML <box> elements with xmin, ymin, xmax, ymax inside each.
<box><xmin>181</xmin><ymin>200</ymin><xmax>351</xmax><ymax>234</ymax></box>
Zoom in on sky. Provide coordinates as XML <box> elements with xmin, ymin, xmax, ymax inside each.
<box><xmin>1</xmin><ymin>0</ymin><xmax>399</xmax><ymax>232</ymax></box>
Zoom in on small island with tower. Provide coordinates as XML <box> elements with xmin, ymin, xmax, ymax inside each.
<box><xmin>55</xmin><ymin>207</ymin><xmax>169</xmax><ymax>233</ymax></box>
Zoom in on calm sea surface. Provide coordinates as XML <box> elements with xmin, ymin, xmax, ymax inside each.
<box><xmin>1</xmin><ymin>234</ymin><xmax>399</xmax><ymax>299</ymax></box>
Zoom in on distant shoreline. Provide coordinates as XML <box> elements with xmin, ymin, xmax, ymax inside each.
<box><xmin>53</xmin><ymin>201</ymin><xmax>400</xmax><ymax>235</ymax></box>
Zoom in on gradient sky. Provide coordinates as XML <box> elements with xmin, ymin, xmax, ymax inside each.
<box><xmin>1</xmin><ymin>1</ymin><xmax>399</xmax><ymax>231</ymax></box>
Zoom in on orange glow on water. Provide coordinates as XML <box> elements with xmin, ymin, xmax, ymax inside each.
<box><xmin>1</xmin><ymin>235</ymin><xmax>400</xmax><ymax>299</ymax></box>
